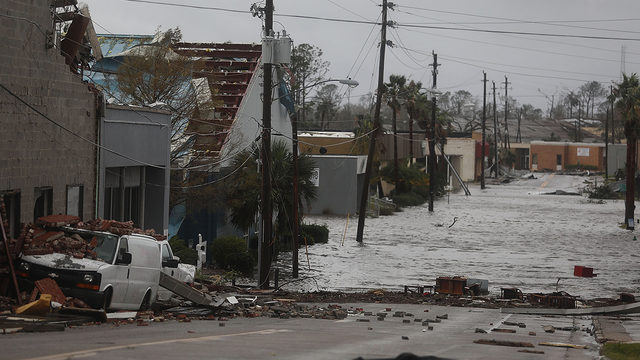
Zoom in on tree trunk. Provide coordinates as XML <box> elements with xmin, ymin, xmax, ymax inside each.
<box><xmin>392</xmin><ymin>108</ymin><xmax>399</xmax><ymax>189</ymax></box>
<box><xmin>625</xmin><ymin>135</ymin><xmax>636</xmax><ymax>229</ymax></box>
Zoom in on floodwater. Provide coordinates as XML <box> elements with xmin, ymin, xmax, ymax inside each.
<box><xmin>277</xmin><ymin>173</ymin><xmax>640</xmax><ymax>299</ymax></box>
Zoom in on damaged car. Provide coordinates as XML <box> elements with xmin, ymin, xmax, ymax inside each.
<box><xmin>16</xmin><ymin>227</ymin><xmax>162</xmax><ymax>311</ymax></box>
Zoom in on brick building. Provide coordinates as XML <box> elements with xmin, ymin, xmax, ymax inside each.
<box><xmin>0</xmin><ymin>0</ymin><xmax>98</xmax><ymax>237</ymax></box>
<box><xmin>530</xmin><ymin>141</ymin><xmax>605</xmax><ymax>171</ymax></box>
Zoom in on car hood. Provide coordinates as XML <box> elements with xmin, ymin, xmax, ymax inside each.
<box><xmin>21</xmin><ymin>253</ymin><xmax>108</xmax><ymax>272</ymax></box>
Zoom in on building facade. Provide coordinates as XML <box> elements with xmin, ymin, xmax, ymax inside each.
<box><xmin>98</xmin><ymin>104</ymin><xmax>171</xmax><ymax>235</ymax></box>
<box><xmin>530</xmin><ymin>141</ymin><xmax>605</xmax><ymax>171</ymax></box>
<box><xmin>0</xmin><ymin>0</ymin><xmax>98</xmax><ymax>238</ymax></box>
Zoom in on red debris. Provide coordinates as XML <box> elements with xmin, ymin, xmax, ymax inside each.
<box><xmin>36</xmin><ymin>215</ymin><xmax>81</xmax><ymax>228</ymax></box>
<box><xmin>34</xmin><ymin>278</ymin><xmax>67</xmax><ymax>305</ymax></box>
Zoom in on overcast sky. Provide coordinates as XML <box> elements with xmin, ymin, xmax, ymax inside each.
<box><xmin>81</xmin><ymin>0</ymin><xmax>640</xmax><ymax>111</ymax></box>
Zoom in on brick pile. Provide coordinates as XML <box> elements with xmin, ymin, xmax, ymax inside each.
<box><xmin>17</xmin><ymin>215</ymin><xmax>166</xmax><ymax>259</ymax></box>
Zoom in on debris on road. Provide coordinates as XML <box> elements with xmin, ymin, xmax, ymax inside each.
<box><xmin>473</xmin><ymin>339</ymin><xmax>534</xmax><ymax>348</ymax></box>
<box><xmin>538</xmin><ymin>342</ymin><xmax>588</xmax><ymax>349</ymax></box>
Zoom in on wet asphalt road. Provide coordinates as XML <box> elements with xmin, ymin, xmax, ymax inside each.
<box><xmin>1</xmin><ymin>304</ymin><xmax>598</xmax><ymax>360</ymax></box>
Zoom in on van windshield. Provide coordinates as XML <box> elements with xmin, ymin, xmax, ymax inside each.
<box><xmin>61</xmin><ymin>227</ymin><xmax>119</xmax><ymax>264</ymax></box>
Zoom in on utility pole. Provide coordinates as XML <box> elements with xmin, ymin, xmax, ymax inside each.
<box><xmin>291</xmin><ymin>112</ymin><xmax>300</xmax><ymax>278</ymax></box>
<box><xmin>605</xmin><ymin>107</ymin><xmax>609</xmax><ymax>179</ymax></box>
<box><xmin>356</xmin><ymin>0</ymin><xmax>390</xmax><ymax>243</ymax></box>
<box><xmin>259</xmin><ymin>0</ymin><xmax>274</xmax><ymax>288</ymax></box>
<box><xmin>503</xmin><ymin>76</ymin><xmax>510</xmax><ymax>149</ymax></box>
<box><xmin>611</xmin><ymin>85</ymin><xmax>615</xmax><ymax>144</ymax></box>
<box><xmin>481</xmin><ymin>71</ymin><xmax>487</xmax><ymax>190</ymax></box>
<box><xmin>516</xmin><ymin>108</ymin><xmax>522</xmax><ymax>143</ymax></box>
<box><xmin>492</xmin><ymin>81</ymin><xmax>499</xmax><ymax>178</ymax></box>
<box><xmin>577</xmin><ymin>101</ymin><xmax>582</xmax><ymax>142</ymax></box>
<box><xmin>428</xmin><ymin>51</ymin><xmax>440</xmax><ymax>212</ymax></box>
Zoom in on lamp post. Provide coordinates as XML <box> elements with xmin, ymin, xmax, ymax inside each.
<box><xmin>289</xmin><ymin>78</ymin><xmax>358</xmax><ymax>278</ymax></box>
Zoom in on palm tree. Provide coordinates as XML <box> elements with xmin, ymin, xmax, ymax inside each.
<box><xmin>383</xmin><ymin>74</ymin><xmax>407</xmax><ymax>189</ymax></box>
<box><xmin>405</xmin><ymin>80</ymin><xmax>423</xmax><ymax>162</ymax></box>
<box><xmin>225</xmin><ymin>140</ymin><xmax>318</xmax><ymax>239</ymax></box>
<box><xmin>614</xmin><ymin>73</ymin><xmax>640</xmax><ymax>229</ymax></box>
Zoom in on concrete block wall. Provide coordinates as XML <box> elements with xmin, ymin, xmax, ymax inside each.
<box><xmin>530</xmin><ymin>142</ymin><xmax>604</xmax><ymax>171</ymax></box>
<box><xmin>0</xmin><ymin>0</ymin><xmax>97</xmax><ymax>223</ymax></box>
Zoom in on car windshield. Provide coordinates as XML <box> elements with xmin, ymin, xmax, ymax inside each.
<box><xmin>61</xmin><ymin>227</ymin><xmax>119</xmax><ymax>264</ymax></box>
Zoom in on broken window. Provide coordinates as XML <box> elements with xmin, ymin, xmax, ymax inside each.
<box><xmin>104</xmin><ymin>167</ymin><xmax>141</xmax><ymax>226</ymax></box>
<box><xmin>66</xmin><ymin>184</ymin><xmax>83</xmax><ymax>218</ymax></box>
<box><xmin>1</xmin><ymin>190</ymin><xmax>21</xmax><ymax>239</ymax></box>
<box><xmin>33</xmin><ymin>187</ymin><xmax>53</xmax><ymax>222</ymax></box>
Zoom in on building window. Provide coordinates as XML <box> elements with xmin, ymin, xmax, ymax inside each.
<box><xmin>556</xmin><ymin>154</ymin><xmax>562</xmax><ymax>166</ymax></box>
<box><xmin>532</xmin><ymin>154</ymin><xmax>538</xmax><ymax>165</ymax></box>
<box><xmin>104</xmin><ymin>167</ymin><xmax>141</xmax><ymax>226</ymax></box>
<box><xmin>66</xmin><ymin>185</ymin><xmax>83</xmax><ymax>218</ymax></box>
<box><xmin>33</xmin><ymin>187</ymin><xmax>53</xmax><ymax>222</ymax></box>
<box><xmin>1</xmin><ymin>191</ymin><xmax>21</xmax><ymax>239</ymax></box>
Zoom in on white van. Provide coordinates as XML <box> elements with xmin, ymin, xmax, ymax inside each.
<box><xmin>17</xmin><ymin>227</ymin><xmax>162</xmax><ymax>311</ymax></box>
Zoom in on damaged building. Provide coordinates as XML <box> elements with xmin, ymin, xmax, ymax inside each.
<box><xmin>0</xmin><ymin>0</ymin><xmax>100</xmax><ymax>238</ymax></box>
<box><xmin>0</xmin><ymin>0</ymin><xmax>171</xmax><ymax>238</ymax></box>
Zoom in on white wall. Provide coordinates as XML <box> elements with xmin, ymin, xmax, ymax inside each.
<box><xmin>218</xmin><ymin>66</ymin><xmax>292</xmax><ymax>168</ymax></box>
<box><xmin>423</xmin><ymin>138</ymin><xmax>476</xmax><ymax>181</ymax></box>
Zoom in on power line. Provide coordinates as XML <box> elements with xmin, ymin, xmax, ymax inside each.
<box><xmin>396</xmin><ymin>5</ymin><xmax>640</xmax><ymax>35</ymax></box>
<box><xmin>397</xmin><ymin>26</ymin><xmax>640</xmax><ymax>66</ymax></box>
<box><xmin>396</xmin><ymin>22</ymin><xmax>640</xmax><ymax>41</ymax></box>
<box><xmin>398</xmin><ymin>46</ymin><xmax>616</xmax><ymax>79</ymax></box>
<box><xmin>0</xmin><ymin>81</ymin><xmax>166</xmax><ymax>169</ymax></box>
<box><xmin>393</xmin><ymin>8</ymin><xmax>640</xmax><ymax>57</ymax></box>
<box><xmin>114</xmin><ymin>0</ymin><xmax>640</xmax><ymax>41</ymax></box>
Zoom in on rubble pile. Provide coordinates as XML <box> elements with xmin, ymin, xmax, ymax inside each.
<box><xmin>6</xmin><ymin>215</ymin><xmax>167</xmax><ymax>260</ymax></box>
<box><xmin>21</xmin><ymin>223</ymin><xmax>99</xmax><ymax>260</ymax></box>
<box><xmin>75</xmin><ymin>218</ymin><xmax>165</xmax><ymax>240</ymax></box>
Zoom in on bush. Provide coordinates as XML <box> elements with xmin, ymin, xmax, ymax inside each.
<box><xmin>168</xmin><ymin>236</ymin><xmax>198</xmax><ymax>265</ymax></box>
<box><xmin>586</xmin><ymin>184</ymin><xmax>620</xmax><ymax>199</ymax></box>
<box><xmin>210</xmin><ymin>235</ymin><xmax>255</xmax><ymax>276</ymax></box>
<box><xmin>391</xmin><ymin>192</ymin><xmax>426</xmax><ymax>207</ymax></box>
<box><xmin>300</xmin><ymin>223</ymin><xmax>329</xmax><ymax>245</ymax></box>
<box><xmin>380</xmin><ymin>162</ymin><xmax>430</xmax><ymax>195</ymax></box>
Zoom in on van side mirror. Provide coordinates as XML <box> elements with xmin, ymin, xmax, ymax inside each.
<box><xmin>118</xmin><ymin>252</ymin><xmax>132</xmax><ymax>265</ymax></box>
<box><xmin>162</xmin><ymin>258</ymin><xmax>179</xmax><ymax>268</ymax></box>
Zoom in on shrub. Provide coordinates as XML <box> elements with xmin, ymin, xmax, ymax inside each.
<box><xmin>380</xmin><ymin>162</ymin><xmax>430</xmax><ymax>195</ymax></box>
<box><xmin>300</xmin><ymin>223</ymin><xmax>329</xmax><ymax>244</ymax></box>
<box><xmin>586</xmin><ymin>184</ymin><xmax>620</xmax><ymax>199</ymax></box>
<box><xmin>391</xmin><ymin>192</ymin><xmax>426</xmax><ymax>207</ymax></box>
<box><xmin>168</xmin><ymin>236</ymin><xmax>197</xmax><ymax>265</ymax></box>
<box><xmin>210</xmin><ymin>235</ymin><xmax>255</xmax><ymax>276</ymax></box>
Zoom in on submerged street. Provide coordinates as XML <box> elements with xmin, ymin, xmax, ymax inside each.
<box><xmin>285</xmin><ymin>173</ymin><xmax>640</xmax><ymax>299</ymax></box>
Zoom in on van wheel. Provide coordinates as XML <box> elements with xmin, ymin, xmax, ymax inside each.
<box><xmin>102</xmin><ymin>288</ymin><xmax>112</xmax><ymax>311</ymax></box>
<box><xmin>139</xmin><ymin>291</ymin><xmax>152</xmax><ymax>311</ymax></box>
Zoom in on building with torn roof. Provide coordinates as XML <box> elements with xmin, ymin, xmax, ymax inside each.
<box><xmin>91</xmin><ymin>34</ymin><xmax>294</xmax><ymax>242</ymax></box>
<box><xmin>0</xmin><ymin>0</ymin><xmax>100</xmax><ymax>237</ymax></box>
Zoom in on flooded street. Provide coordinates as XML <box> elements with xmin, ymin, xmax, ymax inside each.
<box><xmin>280</xmin><ymin>173</ymin><xmax>640</xmax><ymax>299</ymax></box>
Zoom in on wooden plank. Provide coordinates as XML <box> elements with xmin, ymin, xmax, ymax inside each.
<box><xmin>539</xmin><ymin>342</ymin><xmax>587</xmax><ymax>349</ymax></box>
<box><xmin>159</xmin><ymin>272</ymin><xmax>213</xmax><ymax>306</ymax></box>
<box><xmin>474</xmin><ymin>339</ymin><xmax>534</xmax><ymax>348</ymax></box>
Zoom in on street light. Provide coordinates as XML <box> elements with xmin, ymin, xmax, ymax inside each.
<box><xmin>287</xmin><ymin>77</ymin><xmax>357</xmax><ymax>278</ymax></box>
